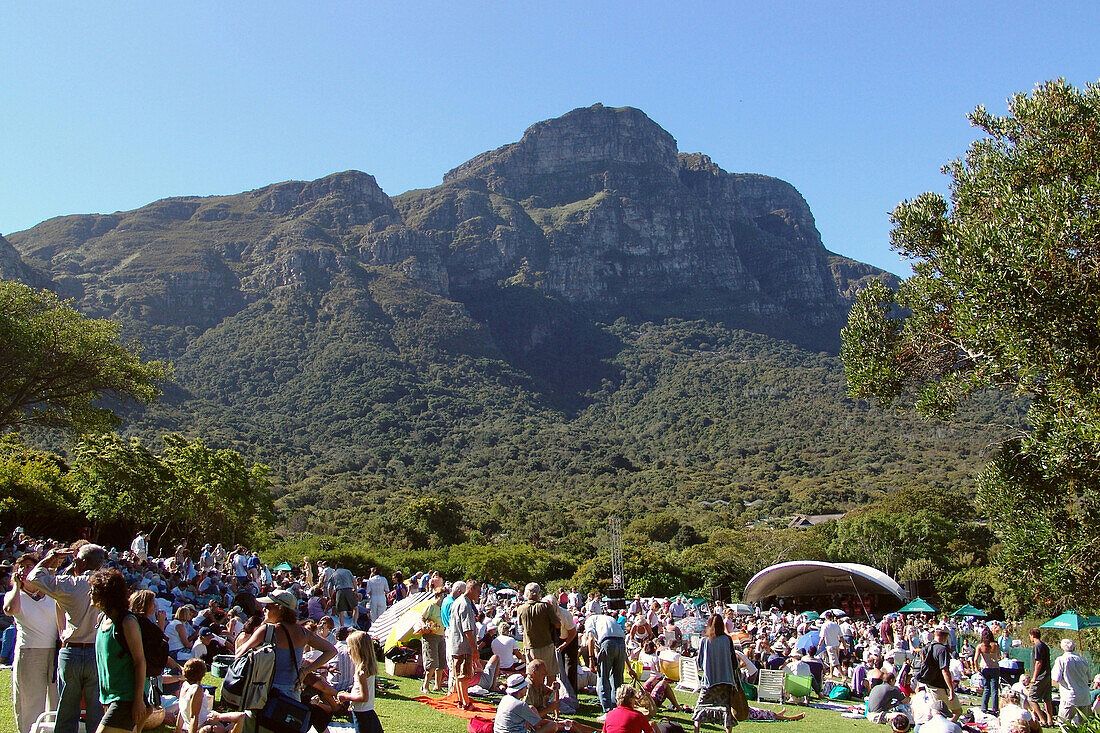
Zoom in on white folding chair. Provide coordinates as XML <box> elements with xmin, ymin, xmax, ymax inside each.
<box><xmin>676</xmin><ymin>656</ymin><xmax>701</xmax><ymax>693</ymax></box>
<box><xmin>756</xmin><ymin>668</ymin><xmax>787</xmax><ymax>703</ymax></box>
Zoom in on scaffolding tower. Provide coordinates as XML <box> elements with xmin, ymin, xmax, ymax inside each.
<box><xmin>608</xmin><ymin>515</ymin><xmax>624</xmax><ymax>588</ymax></box>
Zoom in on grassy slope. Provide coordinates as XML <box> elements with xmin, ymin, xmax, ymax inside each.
<box><xmin>0</xmin><ymin>667</ymin><xmax>888</xmax><ymax>733</ymax></box>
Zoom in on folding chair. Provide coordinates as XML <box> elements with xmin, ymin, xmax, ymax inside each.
<box><xmin>756</xmin><ymin>668</ymin><xmax>786</xmax><ymax>703</ymax></box>
<box><xmin>676</xmin><ymin>656</ymin><xmax>701</xmax><ymax>693</ymax></box>
<box><xmin>785</xmin><ymin>674</ymin><xmax>814</xmax><ymax>700</ymax></box>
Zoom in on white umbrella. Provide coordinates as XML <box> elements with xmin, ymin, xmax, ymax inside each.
<box><xmin>368</xmin><ymin>590</ymin><xmax>433</xmax><ymax>643</ymax></box>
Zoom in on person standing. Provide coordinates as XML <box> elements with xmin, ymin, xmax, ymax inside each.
<box><xmin>25</xmin><ymin>544</ymin><xmax>107</xmax><ymax>733</ymax></box>
<box><xmin>819</xmin><ymin>611</ymin><xmax>843</xmax><ymax>678</ymax></box>
<box><xmin>365</xmin><ymin>568</ymin><xmax>389</xmax><ymax>628</ymax></box>
<box><xmin>129</xmin><ymin>533</ymin><xmax>148</xmax><ymax>564</ymax></box>
<box><xmin>916</xmin><ymin>628</ymin><xmax>962</xmax><ymax>721</ymax></box>
<box><xmin>547</xmin><ymin>594</ymin><xmax>578</xmax><ymax>694</ymax></box>
<box><xmin>329</xmin><ymin>561</ymin><xmax>358</xmax><ymax>629</ymax></box>
<box><xmin>972</xmin><ymin>627</ymin><xmax>1001</xmax><ymax>714</ymax></box>
<box><xmin>446</xmin><ymin>579</ymin><xmax>481</xmax><ymax>711</ymax></box>
<box><xmin>584</xmin><ymin>610</ymin><xmax>626</xmax><ymax>721</ymax></box>
<box><xmin>517</xmin><ymin>584</ymin><xmax>560</xmax><ymax>679</ymax></box>
<box><xmin>3</xmin><ymin>554</ymin><xmax>59</xmax><ymax>733</ymax></box>
<box><xmin>90</xmin><ymin>568</ymin><xmax>147</xmax><ymax>733</ymax></box>
<box><xmin>1051</xmin><ymin>638</ymin><xmax>1093</xmax><ymax>724</ymax></box>
<box><xmin>419</xmin><ymin>589</ymin><xmax>447</xmax><ymax>694</ymax></box>
<box><xmin>690</xmin><ymin>614</ymin><xmax>740</xmax><ymax>733</ymax></box>
<box><xmin>1028</xmin><ymin>629</ymin><xmax>1054</xmax><ymax>727</ymax></box>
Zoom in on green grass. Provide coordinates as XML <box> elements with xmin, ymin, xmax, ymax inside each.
<box><xmin>1</xmin><ymin>666</ymin><xmax>889</xmax><ymax>733</ymax></box>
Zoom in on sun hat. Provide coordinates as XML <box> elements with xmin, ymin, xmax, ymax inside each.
<box><xmin>257</xmin><ymin>588</ymin><xmax>297</xmax><ymax>610</ymax></box>
<box><xmin>505</xmin><ymin>674</ymin><xmax>528</xmax><ymax>695</ymax></box>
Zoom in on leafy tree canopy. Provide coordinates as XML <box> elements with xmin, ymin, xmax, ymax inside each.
<box><xmin>841</xmin><ymin>79</ymin><xmax>1100</xmax><ymax>609</ymax></box>
<box><xmin>0</xmin><ymin>281</ymin><xmax>169</xmax><ymax>434</ymax></box>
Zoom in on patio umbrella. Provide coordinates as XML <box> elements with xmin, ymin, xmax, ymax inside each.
<box><xmin>897</xmin><ymin>598</ymin><xmax>937</xmax><ymax>614</ymax></box>
<box><xmin>825</xmin><ymin>608</ymin><xmax>848</xmax><ymax>618</ymax></box>
<box><xmin>795</xmin><ymin>630</ymin><xmax>820</xmax><ymax>652</ymax></box>
<box><xmin>950</xmin><ymin>604</ymin><xmax>988</xmax><ymax>618</ymax></box>
<box><xmin>1039</xmin><ymin>610</ymin><xmax>1100</xmax><ymax>631</ymax></box>
<box><xmin>272</xmin><ymin>562</ymin><xmax>293</xmax><ymax>572</ymax></box>
<box><xmin>368</xmin><ymin>590</ymin><xmax>433</xmax><ymax>643</ymax></box>
<box><xmin>730</xmin><ymin>603</ymin><xmax>754</xmax><ymax>615</ymax></box>
<box><xmin>495</xmin><ymin>588</ymin><xmax>518</xmax><ymax>597</ymax></box>
<box><xmin>799</xmin><ymin>611</ymin><xmax>820</xmax><ymax>621</ymax></box>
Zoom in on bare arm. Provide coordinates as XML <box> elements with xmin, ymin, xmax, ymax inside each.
<box><xmin>122</xmin><ymin>615</ymin><xmax>148</xmax><ymax>725</ymax></box>
<box><xmin>300</xmin><ymin>628</ymin><xmax>336</xmax><ymax>680</ymax></box>
<box><xmin>2</xmin><ymin>586</ymin><xmax>19</xmax><ymax>617</ymax></box>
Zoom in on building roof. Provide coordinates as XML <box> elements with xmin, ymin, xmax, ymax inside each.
<box><xmin>742</xmin><ymin>560</ymin><xmax>907</xmax><ymax>602</ymax></box>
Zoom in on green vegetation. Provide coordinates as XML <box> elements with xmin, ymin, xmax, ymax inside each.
<box><xmin>842</xmin><ymin>79</ymin><xmax>1100</xmax><ymax>612</ymax></box>
<box><xmin>0</xmin><ymin>280</ymin><xmax>168</xmax><ymax>433</ymax></box>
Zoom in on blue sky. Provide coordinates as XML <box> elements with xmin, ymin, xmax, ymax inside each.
<box><xmin>3</xmin><ymin>2</ymin><xmax>1098</xmax><ymax>276</ymax></box>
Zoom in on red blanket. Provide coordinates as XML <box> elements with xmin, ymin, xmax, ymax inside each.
<box><xmin>412</xmin><ymin>693</ymin><xmax>595</xmax><ymax>732</ymax></box>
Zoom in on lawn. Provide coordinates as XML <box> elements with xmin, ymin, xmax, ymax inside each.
<box><xmin>1</xmin><ymin>666</ymin><xmax>888</xmax><ymax>733</ymax></box>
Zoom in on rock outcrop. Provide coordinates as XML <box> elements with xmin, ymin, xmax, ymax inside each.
<box><xmin>7</xmin><ymin>104</ymin><xmax>897</xmax><ymax>354</ymax></box>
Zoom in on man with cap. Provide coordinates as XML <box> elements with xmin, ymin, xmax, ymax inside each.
<box><xmin>493</xmin><ymin>673</ymin><xmax>563</xmax><ymax>733</ymax></box>
<box><xmin>920</xmin><ymin>699</ymin><xmax>962</xmax><ymax>733</ymax></box>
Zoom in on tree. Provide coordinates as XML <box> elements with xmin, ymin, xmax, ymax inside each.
<box><xmin>0</xmin><ymin>433</ymin><xmax>81</xmax><ymax>536</ymax></box>
<box><xmin>0</xmin><ymin>281</ymin><xmax>169</xmax><ymax>434</ymax></box>
<box><xmin>841</xmin><ymin>79</ymin><xmax>1100</xmax><ymax>610</ymax></box>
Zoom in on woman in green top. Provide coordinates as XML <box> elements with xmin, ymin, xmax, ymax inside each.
<box><xmin>91</xmin><ymin>568</ymin><xmax>147</xmax><ymax>733</ymax></box>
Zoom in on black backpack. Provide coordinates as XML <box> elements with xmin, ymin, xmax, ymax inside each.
<box><xmin>116</xmin><ymin>613</ymin><xmax>171</xmax><ymax>675</ymax></box>
<box><xmin>913</xmin><ymin>642</ymin><xmax>946</xmax><ymax>687</ymax></box>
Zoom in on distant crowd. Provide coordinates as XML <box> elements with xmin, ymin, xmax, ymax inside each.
<box><xmin>1</xmin><ymin>528</ymin><xmax>1097</xmax><ymax>733</ymax></box>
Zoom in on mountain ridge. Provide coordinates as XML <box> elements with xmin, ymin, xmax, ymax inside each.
<box><xmin>3</xmin><ymin>105</ymin><xmax>971</xmax><ymax>545</ymax></box>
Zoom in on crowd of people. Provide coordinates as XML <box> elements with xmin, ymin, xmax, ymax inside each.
<box><xmin>1</xmin><ymin>527</ymin><xmax>1098</xmax><ymax>733</ymax></box>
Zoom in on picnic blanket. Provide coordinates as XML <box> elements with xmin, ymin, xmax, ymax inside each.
<box><xmin>413</xmin><ymin>693</ymin><xmax>596</xmax><ymax>732</ymax></box>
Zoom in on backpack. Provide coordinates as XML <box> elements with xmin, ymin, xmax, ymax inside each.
<box><xmin>827</xmin><ymin>684</ymin><xmax>852</xmax><ymax>700</ymax></box>
<box><xmin>653</xmin><ymin>720</ymin><xmax>686</xmax><ymax>733</ymax></box>
<box><xmin>113</xmin><ymin>614</ymin><xmax>171</xmax><ymax>677</ymax></box>
<box><xmin>222</xmin><ymin>624</ymin><xmax>280</xmax><ymax>710</ymax></box>
<box><xmin>913</xmin><ymin>642</ymin><xmax>946</xmax><ymax>687</ymax></box>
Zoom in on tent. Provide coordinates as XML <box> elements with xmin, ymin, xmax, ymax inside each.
<box><xmin>898</xmin><ymin>598</ymin><xmax>938</xmax><ymax>614</ymax></box>
<box><xmin>743</xmin><ymin>561</ymin><xmax>906</xmax><ymax>603</ymax></box>
<box><xmin>272</xmin><ymin>562</ymin><xmax>294</xmax><ymax>572</ymax></box>
<box><xmin>950</xmin><ymin>604</ymin><xmax>987</xmax><ymax>618</ymax></box>
<box><xmin>1039</xmin><ymin>610</ymin><xmax>1100</xmax><ymax>631</ymax></box>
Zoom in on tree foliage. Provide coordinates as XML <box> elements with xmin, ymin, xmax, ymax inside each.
<box><xmin>70</xmin><ymin>432</ymin><xmax>272</xmax><ymax>550</ymax></box>
<box><xmin>841</xmin><ymin>79</ymin><xmax>1100</xmax><ymax>610</ymax></box>
<box><xmin>0</xmin><ymin>280</ymin><xmax>168</xmax><ymax>434</ymax></box>
<box><xmin>0</xmin><ymin>433</ymin><xmax>82</xmax><ymax>536</ymax></box>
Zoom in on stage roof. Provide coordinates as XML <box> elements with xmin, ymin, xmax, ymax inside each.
<box><xmin>743</xmin><ymin>560</ymin><xmax>906</xmax><ymax>603</ymax></box>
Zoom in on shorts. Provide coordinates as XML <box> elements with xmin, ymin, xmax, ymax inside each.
<box><xmin>102</xmin><ymin>699</ymin><xmax>136</xmax><ymax>730</ymax></box>
<box><xmin>825</xmin><ymin>645</ymin><xmax>841</xmax><ymax>668</ymax></box>
<box><xmin>523</xmin><ymin>643</ymin><xmax>559</xmax><ymax>677</ymax></box>
<box><xmin>1029</xmin><ymin>676</ymin><xmax>1052</xmax><ymax>703</ymax></box>
<box><xmin>928</xmin><ymin>686</ymin><xmax>964</xmax><ymax>716</ymax></box>
<box><xmin>335</xmin><ymin>588</ymin><xmax>358</xmax><ymax>614</ymax></box>
<box><xmin>451</xmin><ymin>654</ymin><xmax>476</xmax><ymax>680</ymax></box>
<box><xmin>422</xmin><ymin>634</ymin><xmax>446</xmax><ymax>671</ymax></box>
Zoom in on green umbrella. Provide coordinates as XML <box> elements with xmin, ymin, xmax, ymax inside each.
<box><xmin>692</xmin><ymin>597</ymin><xmax>708</xmax><ymax>607</ymax></box>
<box><xmin>897</xmin><ymin>597</ymin><xmax>938</xmax><ymax>614</ymax></box>
<box><xmin>1039</xmin><ymin>610</ymin><xmax>1100</xmax><ymax>631</ymax></box>
<box><xmin>272</xmin><ymin>561</ymin><xmax>293</xmax><ymax>572</ymax></box>
<box><xmin>800</xmin><ymin>611</ymin><xmax>820</xmax><ymax>621</ymax></box>
<box><xmin>950</xmin><ymin>604</ymin><xmax>988</xmax><ymax>618</ymax></box>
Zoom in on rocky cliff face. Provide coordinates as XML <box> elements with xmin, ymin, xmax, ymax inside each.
<box><xmin>6</xmin><ymin>104</ymin><xmax>895</xmax><ymax>355</ymax></box>
<box><xmin>0</xmin><ymin>234</ymin><xmax>51</xmax><ymax>289</ymax></box>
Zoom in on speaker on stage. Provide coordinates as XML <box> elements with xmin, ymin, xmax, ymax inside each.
<box><xmin>710</xmin><ymin>586</ymin><xmax>731</xmax><ymax>603</ymax></box>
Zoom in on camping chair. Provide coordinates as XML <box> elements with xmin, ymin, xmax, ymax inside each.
<box><xmin>756</xmin><ymin>669</ymin><xmax>786</xmax><ymax>703</ymax></box>
<box><xmin>785</xmin><ymin>674</ymin><xmax>814</xmax><ymax>701</ymax></box>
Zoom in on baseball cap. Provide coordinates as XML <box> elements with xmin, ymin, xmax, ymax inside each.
<box><xmin>257</xmin><ymin>588</ymin><xmax>297</xmax><ymax>611</ymax></box>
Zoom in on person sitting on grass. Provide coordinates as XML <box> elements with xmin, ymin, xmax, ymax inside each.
<box><xmin>176</xmin><ymin>658</ymin><xmax>213</xmax><ymax>733</ymax></box>
<box><xmin>600</xmin><ymin>685</ymin><xmax>654</xmax><ymax>733</ymax></box>
<box><xmin>523</xmin><ymin>659</ymin><xmax>559</xmax><ymax>719</ymax></box>
<box><xmin>494</xmin><ymin>673</ymin><xmax>565</xmax><ymax>733</ymax></box>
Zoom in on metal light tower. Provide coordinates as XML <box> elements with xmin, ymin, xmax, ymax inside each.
<box><xmin>609</xmin><ymin>515</ymin><xmax>624</xmax><ymax>589</ymax></box>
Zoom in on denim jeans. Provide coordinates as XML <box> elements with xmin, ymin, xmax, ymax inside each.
<box><xmin>596</xmin><ymin>638</ymin><xmax>626</xmax><ymax>713</ymax></box>
<box><xmin>57</xmin><ymin>646</ymin><xmax>101</xmax><ymax>733</ymax></box>
<box><xmin>981</xmin><ymin>667</ymin><xmax>1000</xmax><ymax>712</ymax></box>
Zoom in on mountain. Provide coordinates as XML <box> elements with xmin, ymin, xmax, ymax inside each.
<box><xmin>5</xmin><ymin>104</ymin><xmax>990</xmax><ymax>544</ymax></box>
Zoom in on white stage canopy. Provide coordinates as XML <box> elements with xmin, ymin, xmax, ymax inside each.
<box><xmin>743</xmin><ymin>560</ymin><xmax>906</xmax><ymax>603</ymax></box>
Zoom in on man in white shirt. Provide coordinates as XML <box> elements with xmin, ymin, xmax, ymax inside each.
<box><xmin>365</xmin><ymin>567</ymin><xmax>390</xmax><ymax>625</ymax></box>
<box><xmin>921</xmin><ymin>700</ymin><xmax>963</xmax><ymax>733</ymax></box>
<box><xmin>819</xmin><ymin>611</ymin><xmax>844</xmax><ymax>677</ymax></box>
<box><xmin>4</xmin><ymin>554</ymin><xmax>60</xmax><ymax>733</ymax></box>
<box><xmin>1051</xmin><ymin>638</ymin><xmax>1093</xmax><ymax>724</ymax></box>
<box><xmin>130</xmin><ymin>532</ymin><xmax>148</xmax><ymax>563</ymax></box>
<box><xmin>998</xmin><ymin>689</ymin><xmax>1034</xmax><ymax>732</ymax></box>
